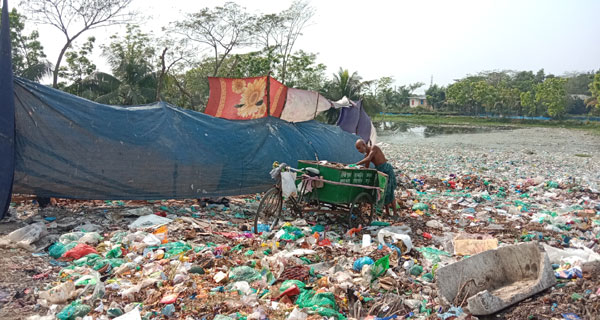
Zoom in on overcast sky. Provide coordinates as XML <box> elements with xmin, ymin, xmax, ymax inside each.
<box><xmin>14</xmin><ymin>0</ymin><xmax>600</xmax><ymax>93</ymax></box>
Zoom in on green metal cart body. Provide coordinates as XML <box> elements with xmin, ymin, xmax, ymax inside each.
<box><xmin>297</xmin><ymin>160</ymin><xmax>387</xmax><ymax>207</ymax></box>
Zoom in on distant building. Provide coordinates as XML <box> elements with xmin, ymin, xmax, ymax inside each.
<box><xmin>409</xmin><ymin>95</ymin><xmax>429</xmax><ymax>108</ymax></box>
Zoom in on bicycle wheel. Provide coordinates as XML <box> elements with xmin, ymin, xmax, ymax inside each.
<box><xmin>254</xmin><ymin>187</ymin><xmax>283</xmax><ymax>233</ymax></box>
<box><xmin>348</xmin><ymin>192</ymin><xmax>374</xmax><ymax>228</ymax></box>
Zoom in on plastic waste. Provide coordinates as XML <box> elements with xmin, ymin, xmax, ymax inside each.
<box><xmin>276</xmin><ymin>284</ymin><xmax>301</xmax><ymax>299</ymax></box>
<box><xmin>370</xmin><ymin>221</ymin><xmax>390</xmax><ymax>227</ymax></box>
<box><xmin>371</xmin><ymin>255</ymin><xmax>390</xmax><ymax>279</ymax></box>
<box><xmin>161</xmin><ymin>304</ymin><xmax>175</xmax><ymax>317</ymax></box>
<box><xmin>62</xmin><ymin>243</ymin><xmax>98</xmax><ymax>260</ymax></box>
<box><xmin>160</xmin><ymin>293</ymin><xmax>178</xmax><ymax>304</ymax></box>
<box><xmin>229</xmin><ymin>266</ymin><xmax>261</xmax><ymax>282</ymax></box>
<box><xmin>128</xmin><ymin>215</ymin><xmax>172</xmax><ymax>230</ymax></box>
<box><xmin>412</xmin><ymin>203</ymin><xmax>429</xmax><ymax>211</ymax></box>
<box><xmin>0</xmin><ymin>222</ymin><xmax>47</xmax><ymax>251</ymax></box>
<box><xmin>295</xmin><ymin>290</ymin><xmax>336</xmax><ymax>309</ymax></box>
<box><xmin>39</xmin><ymin>281</ymin><xmax>79</xmax><ymax>304</ymax></box>
<box><xmin>231</xmin><ymin>281</ymin><xmax>252</xmax><ymax>295</ymax></box>
<box><xmin>253</xmin><ymin>224</ymin><xmax>270</xmax><ymax>233</ymax></box>
<box><xmin>377</xmin><ymin>226</ymin><xmax>412</xmax><ymax>253</ymax></box>
<box><xmin>543</xmin><ymin>244</ymin><xmax>600</xmax><ymax>265</ymax></box>
<box><xmin>122</xmin><ymin>207</ymin><xmax>153</xmax><ymax>216</ymax></box>
<box><xmin>416</xmin><ymin>247</ymin><xmax>452</xmax><ymax>264</ymax></box>
<box><xmin>142</xmin><ymin>234</ymin><xmax>162</xmax><ymax>246</ymax></box>
<box><xmin>153</xmin><ymin>225</ymin><xmax>169</xmax><ymax>244</ymax></box>
<box><xmin>214</xmin><ymin>271</ymin><xmax>228</xmax><ymax>283</ymax></box>
<box><xmin>362</xmin><ymin>234</ymin><xmax>372</xmax><ymax>248</ymax></box>
<box><xmin>56</xmin><ymin>300</ymin><xmax>91</xmax><ymax>320</ymax></box>
<box><xmin>409</xmin><ymin>265</ymin><xmax>423</xmax><ymax>276</ymax></box>
<box><xmin>439</xmin><ymin>306</ymin><xmax>463</xmax><ymax>320</ymax></box>
<box><xmin>353</xmin><ymin>257</ymin><xmax>374</xmax><ymax>271</ymax></box>
<box><xmin>49</xmin><ymin>242</ymin><xmax>68</xmax><ymax>258</ymax></box>
<box><xmin>113</xmin><ymin>307</ymin><xmax>142</xmax><ymax>320</ymax></box>
<box><xmin>281</xmin><ymin>171</ymin><xmax>297</xmax><ymax>197</ymax></box>
<box><xmin>555</xmin><ymin>267</ymin><xmax>582</xmax><ymax>279</ymax></box>
<box><xmin>286</xmin><ymin>308</ymin><xmax>308</xmax><ymax>320</ymax></box>
<box><xmin>280</xmin><ymin>280</ymin><xmax>306</xmax><ymax>292</ymax></box>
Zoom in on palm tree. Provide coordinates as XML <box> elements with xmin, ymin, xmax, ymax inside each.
<box><xmin>17</xmin><ymin>61</ymin><xmax>52</xmax><ymax>82</ymax></box>
<box><xmin>331</xmin><ymin>68</ymin><xmax>364</xmax><ymax>100</ymax></box>
<box><xmin>77</xmin><ymin>25</ymin><xmax>157</xmax><ymax>105</ymax></box>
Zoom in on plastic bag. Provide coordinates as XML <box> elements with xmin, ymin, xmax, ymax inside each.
<box><xmin>39</xmin><ymin>281</ymin><xmax>79</xmax><ymax>304</ymax></box>
<box><xmin>228</xmin><ymin>266</ymin><xmax>261</xmax><ymax>282</ymax></box>
<box><xmin>281</xmin><ymin>171</ymin><xmax>297</xmax><ymax>197</ymax></box>
<box><xmin>412</xmin><ymin>203</ymin><xmax>428</xmax><ymax>211</ymax></box>
<box><xmin>56</xmin><ymin>300</ymin><xmax>91</xmax><ymax>320</ymax></box>
<box><xmin>296</xmin><ymin>290</ymin><xmax>336</xmax><ymax>309</ymax></box>
<box><xmin>280</xmin><ymin>280</ymin><xmax>306</xmax><ymax>292</ymax></box>
<box><xmin>353</xmin><ymin>257</ymin><xmax>374</xmax><ymax>271</ymax></box>
<box><xmin>371</xmin><ymin>255</ymin><xmax>390</xmax><ymax>279</ymax></box>
<box><xmin>49</xmin><ymin>242</ymin><xmax>67</xmax><ymax>259</ymax></box>
<box><xmin>0</xmin><ymin>222</ymin><xmax>47</xmax><ymax>251</ymax></box>
<box><xmin>59</xmin><ymin>232</ymin><xmax>86</xmax><ymax>244</ymax></box>
<box><xmin>62</xmin><ymin>243</ymin><xmax>98</xmax><ymax>261</ymax></box>
<box><xmin>310</xmin><ymin>306</ymin><xmax>345</xmax><ymax>319</ymax></box>
<box><xmin>416</xmin><ymin>247</ymin><xmax>451</xmax><ymax>263</ymax></box>
<box><xmin>287</xmin><ymin>308</ymin><xmax>308</xmax><ymax>320</ymax></box>
<box><xmin>153</xmin><ymin>225</ymin><xmax>169</xmax><ymax>244</ymax></box>
<box><xmin>128</xmin><ymin>215</ymin><xmax>172</xmax><ymax>230</ymax></box>
<box><xmin>377</xmin><ymin>226</ymin><xmax>413</xmax><ymax>254</ymax></box>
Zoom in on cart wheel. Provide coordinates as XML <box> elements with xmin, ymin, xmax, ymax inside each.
<box><xmin>254</xmin><ymin>187</ymin><xmax>283</xmax><ymax>234</ymax></box>
<box><xmin>348</xmin><ymin>192</ymin><xmax>374</xmax><ymax>228</ymax></box>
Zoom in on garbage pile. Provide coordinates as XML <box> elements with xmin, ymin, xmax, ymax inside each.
<box><xmin>2</xmin><ymin>172</ymin><xmax>598</xmax><ymax>320</ymax></box>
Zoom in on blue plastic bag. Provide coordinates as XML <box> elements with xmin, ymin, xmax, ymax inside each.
<box><xmin>353</xmin><ymin>257</ymin><xmax>374</xmax><ymax>271</ymax></box>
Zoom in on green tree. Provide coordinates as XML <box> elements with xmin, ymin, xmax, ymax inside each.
<box><xmin>283</xmin><ymin>50</ymin><xmax>326</xmax><ymax>90</ymax></box>
<box><xmin>447</xmin><ymin>79</ymin><xmax>477</xmax><ymax>114</ymax></box>
<box><xmin>253</xmin><ymin>1</ymin><xmax>314</xmax><ymax>84</ymax></box>
<box><xmin>58</xmin><ymin>37</ymin><xmax>97</xmax><ymax>96</ymax></box>
<box><xmin>329</xmin><ymin>68</ymin><xmax>365</xmax><ymax>100</ymax></box>
<box><xmin>586</xmin><ymin>72</ymin><xmax>600</xmax><ymax>109</ymax></box>
<box><xmin>535</xmin><ymin>77</ymin><xmax>567</xmax><ymax>118</ymax></box>
<box><xmin>24</xmin><ymin>0</ymin><xmax>135</xmax><ymax>88</ymax></box>
<box><xmin>0</xmin><ymin>7</ymin><xmax>50</xmax><ymax>81</ymax></box>
<box><xmin>425</xmin><ymin>84</ymin><xmax>445</xmax><ymax>110</ymax></box>
<box><xmin>520</xmin><ymin>91</ymin><xmax>537</xmax><ymax>117</ymax></box>
<box><xmin>82</xmin><ymin>25</ymin><xmax>157</xmax><ymax>105</ymax></box>
<box><xmin>172</xmin><ymin>2</ymin><xmax>254</xmax><ymax>77</ymax></box>
<box><xmin>564</xmin><ymin>72</ymin><xmax>593</xmax><ymax>95</ymax></box>
<box><xmin>535</xmin><ymin>68</ymin><xmax>546</xmax><ymax>83</ymax></box>
<box><xmin>511</xmin><ymin>71</ymin><xmax>536</xmax><ymax>92</ymax></box>
<box><xmin>473</xmin><ymin>80</ymin><xmax>499</xmax><ymax>114</ymax></box>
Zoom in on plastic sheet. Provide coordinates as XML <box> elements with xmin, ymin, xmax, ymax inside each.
<box><xmin>7</xmin><ymin>78</ymin><xmax>362</xmax><ymax>203</ymax></box>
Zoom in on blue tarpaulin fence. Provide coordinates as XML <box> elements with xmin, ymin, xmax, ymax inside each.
<box><xmin>7</xmin><ymin>78</ymin><xmax>362</xmax><ymax>203</ymax></box>
<box><xmin>0</xmin><ymin>0</ymin><xmax>15</xmax><ymax>218</ymax></box>
<box><xmin>0</xmin><ymin>1</ymin><xmax>362</xmax><ymax>218</ymax></box>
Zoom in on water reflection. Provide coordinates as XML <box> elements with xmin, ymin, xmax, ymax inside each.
<box><xmin>375</xmin><ymin>122</ymin><xmax>512</xmax><ymax>139</ymax></box>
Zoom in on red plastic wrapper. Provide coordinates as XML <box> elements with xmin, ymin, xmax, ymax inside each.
<box><xmin>62</xmin><ymin>243</ymin><xmax>98</xmax><ymax>260</ymax></box>
<box><xmin>318</xmin><ymin>238</ymin><xmax>332</xmax><ymax>246</ymax></box>
<box><xmin>274</xmin><ymin>285</ymin><xmax>300</xmax><ymax>300</ymax></box>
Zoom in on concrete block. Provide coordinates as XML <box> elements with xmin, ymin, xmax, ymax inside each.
<box><xmin>436</xmin><ymin>242</ymin><xmax>556</xmax><ymax>315</ymax></box>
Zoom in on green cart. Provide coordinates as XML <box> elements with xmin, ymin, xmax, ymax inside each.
<box><xmin>254</xmin><ymin>160</ymin><xmax>388</xmax><ymax>233</ymax></box>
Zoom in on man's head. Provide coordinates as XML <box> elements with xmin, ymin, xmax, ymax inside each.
<box><xmin>355</xmin><ymin>139</ymin><xmax>368</xmax><ymax>153</ymax></box>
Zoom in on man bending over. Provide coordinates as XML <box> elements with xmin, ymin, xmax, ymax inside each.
<box><xmin>355</xmin><ymin>139</ymin><xmax>398</xmax><ymax>216</ymax></box>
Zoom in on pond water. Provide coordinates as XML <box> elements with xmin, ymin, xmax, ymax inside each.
<box><xmin>375</xmin><ymin>122</ymin><xmax>513</xmax><ymax>141</ymax></box>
